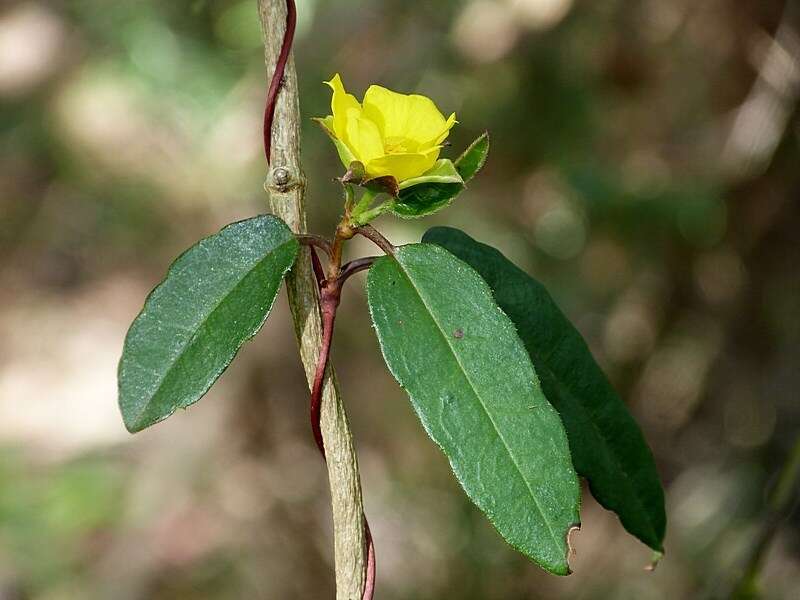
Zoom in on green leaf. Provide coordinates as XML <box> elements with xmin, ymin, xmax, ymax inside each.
<box><xmin>423</xmin><ymin>227</ymin><xmax>666</xmax><ymax>553</ymax></box>
<box><xmin>391</xmin><ymin>133</ymin><xmax>490</xmax><ymax>219</ymax></box>
<box><xmin>391</xmin><ymin>180</ymin><xmax>464</xmax><ymax>218</ymax></box>
<box><xmin>367</xmin><ymin>244</ymin><xmax>580</xmax><ymax>575</ymax></box>
<box><xmin>118</xmin><ymin>215</ymin><xmax>298</xmax><ymax>433</ymax></box>
<box><xmin>455</xmin><ymin>131</ymin><xmax>490</xmax><ymax>182</ymax></box>
<box><xmin>398</xmin><ymin>159</ymin><xmax>464</xmax><ymax>190</ymax></box>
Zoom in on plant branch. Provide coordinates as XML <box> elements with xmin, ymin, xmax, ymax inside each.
<box><xmin>354</xmin><ymin>224</ymin><xmax>396</xmax><ymax>256</ymax></box>
<box><xmin>258</xmin><ymin>2</ymin><xmax>368</xmax><ymax>598</ymax></box>
<box><xmin>262</xmin><ymin>0</ymin><xmax>295</xmax><ymax>162</ymax></box>
<box><xmin>296</xmin><ymin>233</ymin><xmax>333</xmax><ymax>258</ymax></box>
<box><xmin>339</xmin><ymin>256</ymin><xmax>379</xmax><ymax>285</ymax></box>
<box><xmin>307</xmin><ymin>238</ymin><xmax>377</xmax><ymax>599</ymax></box>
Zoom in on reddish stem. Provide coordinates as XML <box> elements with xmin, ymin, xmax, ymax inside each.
<box><xmin>309</xmin><ymin>246</ymin><xmax>326</xmax><ymax>288</ymax></box>
<box><xmin>297</xmin><ymin>234</ymin><xmax>333</xmax><ymax>258</ymax></box>
<box><xmin>309</xmin><ymin>282</ymin><xmax>340</xmax><ymax>455</ymax></box>
<box><xmin>309</xmin><ymin>278</ymin><xmax>377</xmax><ymax>600</ymax></box>
<box><xmin>263</xmin><ymin>0</ymin><xmax>297</xmax><ymax>163</ymax></box>
<box><xmin>354</xmin><ymin>225</ymin><xmax>395</xmax><ymax>256</ymax></box>
<box><xmin>364</xmin><ymin>519</ymin><xmax>376</xmax><ymax>598</ymax></box>
<box><xmin>339</xmin><ymin>256</ymin><xmax>379</xmax><ymax>285</ymax></box>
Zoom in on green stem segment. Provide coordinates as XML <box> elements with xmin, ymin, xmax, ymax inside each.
<box><xmin>352</xmin><ymin>200</ymin><xmax>396</xmax><ymax>225</ymax></box>
<box><xmin>352</xmin><ymin>188</ymin><xmax>378</xmax><ymax>217</ymax></box>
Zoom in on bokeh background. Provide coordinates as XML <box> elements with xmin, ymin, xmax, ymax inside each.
<box><xmin>1</xmin><ymin>0</ymin><xmax>799</xmax><ymax>598</ymax></box>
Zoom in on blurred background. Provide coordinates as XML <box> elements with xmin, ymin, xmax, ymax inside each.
<box><xmin>1</xmin><ymin>0</ymin><xmax>798</xmax><ymax>598</ymax></box>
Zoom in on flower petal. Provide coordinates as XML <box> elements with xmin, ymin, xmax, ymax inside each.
<box><xmin>422</xmin><ymin>112</ymin><xmax>458</xmax><ymax>150</ymax></box>
<box><xmin>362</xmin><ymin>85</ymin><xmax>451</xmax><ymax>147</ymax></box>
<box><xmin>345</xmin><ymin>108</ymin><xmax>385</xmax><ymax>164</ymax></box>
<box><xmin>325</xmin><ymin>74</ymin><xmax>362</xmax><ymax>142</ymax></box>
<box><xmin>365</xmin><ymin>147</ymin><xmax>441</xmax><ymax>182</ymax></box>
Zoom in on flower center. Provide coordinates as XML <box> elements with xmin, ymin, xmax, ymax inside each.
<box><xmin>384</xmin><ymin>136</ymin><xmax>412</xmax><ymax>155</ymax></box>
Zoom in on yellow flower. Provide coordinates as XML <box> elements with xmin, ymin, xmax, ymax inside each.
<box><xmin>318</xmin><ymin>74</ymin><xmax>457</xmax><ymax>183</ymax></box>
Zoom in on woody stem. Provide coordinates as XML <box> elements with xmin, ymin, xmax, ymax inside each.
<box><xmin>306</xmin><ymin>215</ymin><xmax>383</xmax><ymax>600</ymax></box>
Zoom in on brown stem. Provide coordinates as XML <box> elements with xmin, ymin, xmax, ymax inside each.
<box><xmin>339</xmin><ymin>256</ymin><xmax>379</xmax><ymax>284</ymax></box>
<box><xmin>258</xmin><ymin>1</ymin><xmax>370</xmax><ymax>597</ymax></box>
<box><xmin>354</xmin><ymin>224</ymin><xmax>395</xmax><ymax>256</ymax></box>
<box><xmin>297</xmin><ymin>234</ymin><xmax>333</xmax><ymax>258</ymax></box>
<box><xmin>308</xmin><ymin>265</ymin><xmax>377</xmax><ymax>600</ymax></box>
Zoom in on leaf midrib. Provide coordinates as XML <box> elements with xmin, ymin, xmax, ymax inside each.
<box><xmin>448</xmin><ymin>237</ymin><xmax>661</xmax><ymax>546</ymax></box>
<box><xmin>128</xmin><ymin>236</ymin><xmax>295</xmax><ymax>428</ymax></box>
<box><xmin>392</xmin><ymin>251</ymin><xmax>564</xmax><ymax>556</ymax></box>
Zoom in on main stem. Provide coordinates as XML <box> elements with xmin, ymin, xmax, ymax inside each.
<box><xmin>257</xmin><ymin>1</ymin><xmax>368</xmax><ymax>597</ymax></box>
<box><xmin>307</xmin><ymin>227</ymin><xmax>377</xmax><ymax>599</ymax></box>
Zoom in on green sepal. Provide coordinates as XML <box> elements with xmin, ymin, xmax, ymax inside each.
<box><xmin>456</xmin><ymin>131</ymin><xmax>489</xmax><ymax>182</ymax></box>
<box><xmin>313</xmin><ymin>116</ymin><xmax>357</xmax><ymax>169</ymax></box>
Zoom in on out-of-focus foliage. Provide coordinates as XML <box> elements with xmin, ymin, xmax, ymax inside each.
<box><xmin>0</xmin><ymin>0</ymin><xmax>798</xmax><ymax>598</ymax></box>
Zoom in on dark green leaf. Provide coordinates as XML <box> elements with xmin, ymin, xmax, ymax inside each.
<box><xmin>118</xmin><ymin>215</ymin><xmax>298</xmax><ymax>433</ymax></box>
<box><xmin>367</xmin><ymin>244</ymin><xmax>580</xmax><ymax>574</ymax></box>
<box><xmin>391</xmin><ymin>132</ymin><xmax>490</xmax><ymax>218</ymax></box>
<box><xmin>423</xmin><ymin>227</ymin><xmax>666</xmax><ymax>552</ymax></box>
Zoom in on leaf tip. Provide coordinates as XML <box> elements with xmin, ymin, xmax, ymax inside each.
<box><xmin>644</xmin><ymin>550</ymin><xmax>664</xmax><ymax>572</ymax></box>
<box><xmin>121</xmin><ymin>413</ymin><xmax>145</xmax><ymax>434</ymax></box>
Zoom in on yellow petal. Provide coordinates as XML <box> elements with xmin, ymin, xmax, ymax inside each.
<box><xmin>365</xmin><ymin>147</ymin><xmax>441</xmax><ymax>182</ymax></box>
<box><xmin>324</xmin><ymin>74</ymin><xmax>361</xmax><ymax>142</ymax></box>
<box><xmin>362</xmin><ymin>85</ymin><xmax>451</xmax><ymax>147</ymax></box>
<box><xmin>425</xmin><ymin>112</ymin><xmax>458</xmax><ymax>150</ymax></box>
<box><xmin>345</xmin><ymin>108</ymin><xmax>385</xmax><ymax>164</ymax></box>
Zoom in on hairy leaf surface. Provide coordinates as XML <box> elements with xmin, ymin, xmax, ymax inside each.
<box><xmin>392</xmin><ymin>132</ymin><xmax>490</xmax><ymax>218</ymax></box>
<box><xmin>423</xmin><ymin>227</ymin><xmax>666</xmax><ymax>552</ymax></box>
<box><xmin>118</xmin><ymin>215</ymin><xmax>298</xmax><ymax>433</ymax></box>
<box><xmin>367</xmin><ymin>243</ymin><xmax>580</xmax><ymax>574</ymax></box>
